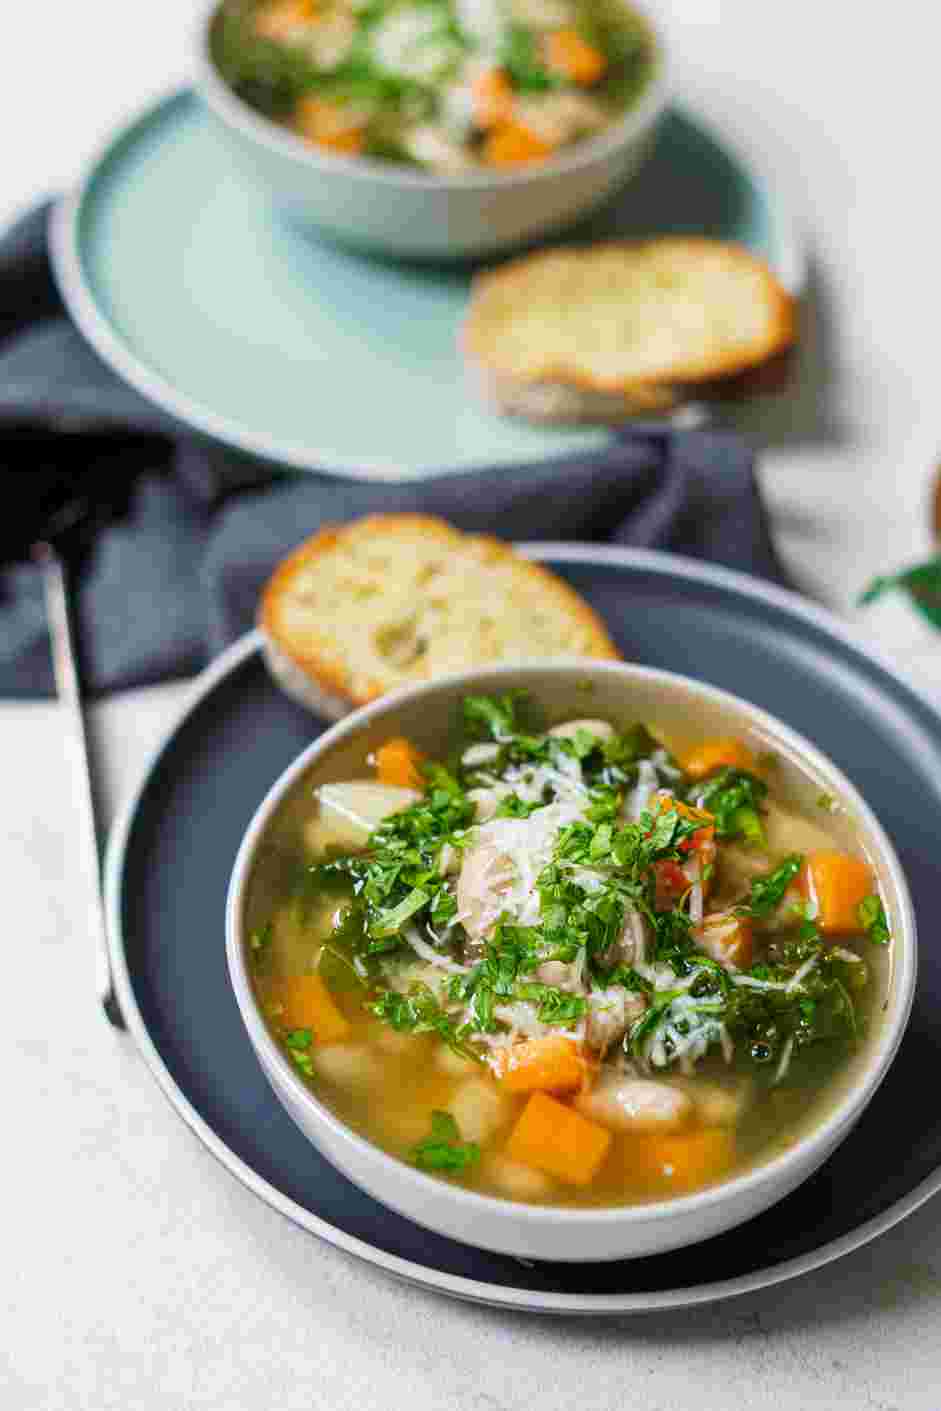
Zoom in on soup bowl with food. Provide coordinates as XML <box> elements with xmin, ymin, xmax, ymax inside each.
<box><xmin>226</xmin><ymin>663</ymin><xmax>915</xmax><ymax>1262</ymax></box>
<box><xmin>195</xmin><ymin>0</ymin><xmax>669</xmax><ymax>257</ymax></box>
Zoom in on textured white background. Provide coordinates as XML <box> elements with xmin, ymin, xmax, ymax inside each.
<box><xmin>4</xmin><ymin>2</ymin><xmax>941</xmax><ymax>1407</ymax></box>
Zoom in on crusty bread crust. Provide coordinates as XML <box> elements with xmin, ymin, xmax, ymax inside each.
<box><xmin>462</xmin><ymin>238</ymin><xmax>797</xmax><ymax>411</ymax></box>
<box><xmin>259</xmin><ymin>514</ymin><xmax>621</xmax><ymax>713</ymax></box>
<box><xmin>261</xmin><ymin>633</ymin><xmax>355</xmax><ymax>719</ymax></box>
<box><xmin>471</xmin><ymin>365</ymin><xmax>679</xmax><ymax>423</ymax></box>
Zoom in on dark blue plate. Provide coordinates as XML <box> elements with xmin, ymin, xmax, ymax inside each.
<box><xmin>105</xmin><ymin>547</ymin><xmax>941</xmax><ymax>1313</ymax></box>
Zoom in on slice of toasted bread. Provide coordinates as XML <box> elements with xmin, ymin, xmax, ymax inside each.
<box><xmin>463</xmin><ymin>238</ymin><xmax>796</xmax><ymax>422</ymax></box>
<box><xmin>259</xmin><ymin>514</ymin><xmax>621</xmax><ymax>717</ymax></box>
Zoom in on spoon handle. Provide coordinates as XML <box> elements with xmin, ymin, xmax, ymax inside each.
<box><xmin>34</xmin><ymin>542</ymin><xmax>125</xmax><ymax>1029</ymax></box>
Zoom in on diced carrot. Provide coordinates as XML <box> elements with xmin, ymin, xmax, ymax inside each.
<box><xmin>801</xmin><ymin>851</ymin><xmax>874</xmax><ymax>936</ymax></box>
<box><xmin>493</xmin><ymin>1036</ymin><xmax>586</xmax><ymax>1095</ymax></box>
<box><xmin>482</xmin><ymin>121</ymin><xmax>551</xmax><ymax>167</ymax></box>
<box><xmin>374</xmin><ymin>736</ymin><xmax>426</xmax><ymax>790</ymax></box>
<box><xmin>697</xmin><ymin>913</ymin><xmax>753</xmax><ymax>970</ymax></box>
<box><xmin>471</xmin><ymin>68</ymin><xmax>515</xmax><ymax>130</ymax></box>
<box><xmin>543</xmin><ymin>28</ymin><xmax>607</xmax><ymax>85</ymax></box>
<box><xmin>255</xmin><ymin>0</ymin><xmax>316</xmax><ymax>41</ymax></box>
<box><xmin>627</xmin><ymin>1126</ymin><xmax>735</xmax><ymax>1195</ymax></box>
<box><xmin>294</xmin><ymin>97</ymin><xmax>365</xmax><ymax>156</ymax></box>
<box><xmin>270</xmin><ymin>973</ymin><xmax>350</xmax><ymax>1043</ymax></box>
<box><xmin>682</xmin><ymin>738</ymin><xmax>758</xmax><ymax>781</ymax></box>
<box><xmin>506</xmin><ymin>1092</ymin><xmax>612</xmax><ymax>1187</ymax></box>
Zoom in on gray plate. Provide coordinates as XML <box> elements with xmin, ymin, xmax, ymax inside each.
<box><xmin>105</xmin><ymin>546</ymin><xmax>941</xmax><ymax>1314</ymax></box>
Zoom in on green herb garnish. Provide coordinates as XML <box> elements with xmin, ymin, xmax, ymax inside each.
<box><xmin>369</xmin><ymin>984</ymin><xmax>479</xmax><ymax>1060</ymax></box>
<box><xmin>249</xmin><ymin>920</ymin><xmax>273</xmax><ymax>956</ymax></box>
<box><xmin>742</xmin><ymin>855</ymin><xmax>804</xmax><ymax>918</ymax></box>
<box><xmin>858</xmin><ymin>894</ymin><xmax>891</xmax><ymax>945</ymax></box>
<box><xmin>690</xmin><ymin>768</ymin><xmax>768</xmax><ymax>846</ymax></box>
<box><xmin>285</xmin><ymin>1027</ymin><xmax>315</xmax><ymax>1077</ymax></box>
<box><xmin>410</xmin><ymin>1111</ymin><xmax>480</xmax><ymax>1173</ymax></box>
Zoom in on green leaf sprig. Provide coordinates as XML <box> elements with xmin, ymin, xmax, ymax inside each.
<box><xmin>410</xmin><ymin>1111</ymin><xmax>480</xmax><ymax>1172</ymax></box>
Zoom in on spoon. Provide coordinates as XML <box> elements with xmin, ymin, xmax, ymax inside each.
<box><xmin>33</xmin><ymin>534</ymin><xmax>125</xmax><ymax>1029</ymax></box>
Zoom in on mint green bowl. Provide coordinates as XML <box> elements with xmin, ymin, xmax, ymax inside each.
<box><xmin>193</xmin><ymin>0</ymin><xmax>671</xmax><ymax>259</ymax></box>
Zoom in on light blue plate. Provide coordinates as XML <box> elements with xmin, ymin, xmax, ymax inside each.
<box><xmin>52</xmin><ymin>89</ymin><xmax>803</xmax><ymax>481</ymax></box>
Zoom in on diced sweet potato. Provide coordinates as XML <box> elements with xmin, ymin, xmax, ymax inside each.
<box><xmin>471</xmin><ymin>68</ymin><xmax>515</xmax><ymax>129</ymax></box>
<box><xmin>294</xmin><ymin>97</ymin><xmax>364</xmax><ymax>155</ymax></box>
<box><xmin>270</xmin><ymin>973</ymin><xmax>350</xmax><ymax>1043</ymax></box>
<box><xmin>493</xmin><ymin>1036</ymin><xmax>586</xmax><ymax>1094</ymax></box>
<box><xmin>483</xmin><ymin>121</ymin><xmax>551</xmax><ymax>166</ymax></box>
<box><xmin>682</xmin><ymin>738</ymin><xmax>758</xmax><ymax>781</ymax></box>
<box><xmin>374</xmin><ymin>737</ymin><xmax>426</xmax><ymax>790</ymax></box>
<box><xmin>255</xmin><ymin>0</ymin><xmax>316</xmax><ymax>40</ymax></box>
<box><xmin>627</xmin><ymin>1126</ymin><xmax>735</xmax><ymax>1194</ymax></box>
<box><xmin>801</xmin><ymin>851</ymin><xmax>874</xmax><ymax>936</ymax></box>
<box><xmin>506</xmin><ymin>1092</ymin><xmax>612</xmax><ymax>1187</ymax></box>
<box><xmin>543</xmin><ymin>28</ymin><xmax>607</xmax><ymax>85</ymax></box>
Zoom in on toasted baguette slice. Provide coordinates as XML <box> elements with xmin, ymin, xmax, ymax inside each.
<box><xmin>463</xmin><ymin>238</ymin><xmax>796</xmax><ymax>422</ymax></box>
<box><xmin>259</xmin><ymin>515</ymin><xmax>620</xmax><ymax>717</ymax></box>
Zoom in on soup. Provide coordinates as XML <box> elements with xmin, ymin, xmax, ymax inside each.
<box><xmin>212</xmin><ymin>0</ymin><xmax>658</xmax><ymax>171</ymax></box>
<box><xmin>245</xmin><ymin>692</ymin><xmax>893</xmax><ymax>1207</ymax></box>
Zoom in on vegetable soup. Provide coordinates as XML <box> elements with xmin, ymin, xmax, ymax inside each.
<box><xmin>211</xmin><ymin>0</ymin><xmax>658</xmax><ymax>171</ymax></box>
<box><xmin>245</xmin><ymin>693</ymin><xmax>893</xmax><ymax>1207</ymax></box>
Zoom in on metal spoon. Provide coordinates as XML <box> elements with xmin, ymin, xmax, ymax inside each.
<box><xmin>33</xmin><ymin>537</ymin><xmax>125</xmax><ymax>1028</ymax></box>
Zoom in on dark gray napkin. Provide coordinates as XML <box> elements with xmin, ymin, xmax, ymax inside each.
<box><xmin>0</xmin><ymin>201</ymin><xmax>785</xmax><ymax>698</ymax></box>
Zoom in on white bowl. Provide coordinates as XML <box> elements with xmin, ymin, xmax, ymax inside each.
<box><xmin>226</xmin><ymin>662</ymin><xmax>916</xmax><ymax>1262</ymax></box>
<box><xmin>193</xmin><ymin>0</ymin><xmax>671</xmax><ymax>258</ymax></box>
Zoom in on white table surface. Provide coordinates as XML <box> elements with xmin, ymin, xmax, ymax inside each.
<box><xmin>4</xmin><ymin>2</ymin><xmax>941</xmax><ymax>1407</ymax></box>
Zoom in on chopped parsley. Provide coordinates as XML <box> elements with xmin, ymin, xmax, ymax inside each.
<box><xmin>494</xmin><ymin>793</ymin><xmax>547</xmax><ymax>819</ymax></box>
<box><xmin>514</xmin><ymin>983</ymin><xmax>588</xmax><ymax>1026</ymax></box>
<box><xmin>410</xmin><ymin>1111</ymin><xmax>480</xmax><ymax>1173</ymax></box>
<box><xmin>689</xmin><ymin>768</ymin><xmax>768</xmax><ymax>846</ymax></box>
<box><xmin>284</xmin><ymin>1027</ymin><xmax>315</xmax><ymax>1077</ymax></box>
<box><xmin>462</xmin><ymin>692</ymin><xmax>527</xmax><ymax>741</ymax></box>
<box><xmin>741</xmin><ymin>855</ymin><xmax>804</xmax><ymax>919</ymax></box>
<box><xmin>858</xmin><ymin>894</ymin><xmax>891</xmax><ymax>945</ymax></box>
<box><xmin>322</xmin><ymin>770</ymin><xmax>474</xmax><ymax>953</ymax></box>
<box><xmin>286</xmin><ymin>693</ymin><xmax>873</xmax><ymax>1090</ymax></box>
<box><xmin>369</xmin><ymin>983</ymin><xmax>479</xmax><ymax>1060</ymax></box>
<box><xmin>249</xmin><ymin>920</ymin><xmax>272</xmax><ymax>957</ymax></box>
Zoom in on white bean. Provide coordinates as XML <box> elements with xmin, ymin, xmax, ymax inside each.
<box><xmin>313</xmin><ymin>1044</ymin><xmax>382</xmax><ymax>1092</ymax></box>
<box><xmin>576</xmin><ymin>1077</ymin><xmax>692</xmax><ymax>1133</ymax></box>
<box><xmin>484</xmin><ymin>1154</ymin><xmax>556</xmax><ymax>1203</ymax></box>
<box><xmin>669</xmin><ymin>1077</ymin><xmax>752</xmax><ymax>1128</ymax></box>
<box><xmin>371</xmin><ymin>1024</ymin><xmax>427</xmax><ymax>1058</ymax></box>
<box><xmin>435</xmin><ymin>1045</ymin><xmax>478</xmax><ymax>1077</ymax></box>
<box><xmin>449</xmin><ymin>1079</ymin><xmax>514</xmax><ymax>1145</ymax></box>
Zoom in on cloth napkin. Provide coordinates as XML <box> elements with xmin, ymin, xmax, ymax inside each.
<box><xmin>0</xmin><ymin>202</ymin><xmax>786</xmax><ymax>699</ymax></box>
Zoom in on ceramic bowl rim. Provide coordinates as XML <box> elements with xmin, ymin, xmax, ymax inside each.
<box><xmin>225</xmin><ymin>659</ymin><xmax>917</xmax><ymax>1235</ymax></box>
<box><xmin>193</xmin><ymin>0</ymin><xmax>672</xmax><ymax>192</ymax></box>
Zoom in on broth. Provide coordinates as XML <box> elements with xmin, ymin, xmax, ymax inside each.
<box><xmin>245</xmin><ymin>694</ymin><xmax>893</xmax><ymax>1207</ymax></box>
